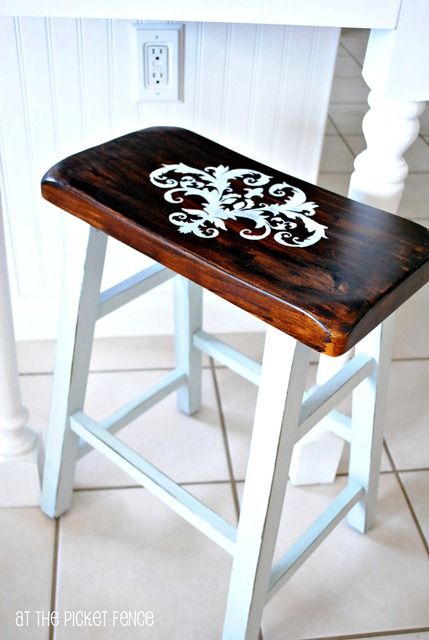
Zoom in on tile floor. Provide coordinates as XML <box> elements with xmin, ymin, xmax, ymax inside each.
<box><xmin>2</xmin><ymin>29</ymin><xmax>429</xmax><ymax>640</ymax></box>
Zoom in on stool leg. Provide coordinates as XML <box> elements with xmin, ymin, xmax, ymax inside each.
<box><xmin>41</xmin><ymin>225</ymin><xmax>107</xmax><ymax>518</ymax></box>
<box><xmin>174</xmin><ymin>276</ymin><xmax>203</xmax><ymax>415</ymax></box>
<box><xmin>289</xmin><ymin>352</ymin><xmax>349</xmax><ymax>485</ymax></box>
<box><xmin>348</xmin><ymin>315</ymin><xmax>395</xmax><ymax>533</ymax></box>
<box><xmin>223</xmin><ymin>327</ymin><xmax>311</xmax><ymax>640</ymax></box>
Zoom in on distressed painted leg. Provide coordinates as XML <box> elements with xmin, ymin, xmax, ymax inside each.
<box><xmin>289</xmin><ymin>353</ymin><xmax>348</xmax><ymax>485</ymax></box>
<box><xmin>41</xmin><ymin>224</ymin><xmax>107</xmax><ymax>518</ymax></box>
<box><xmin>174</xmin><ymin>276</ymin><xmax>203</xmax><ymax>415</ymax></box>
<box><xmin>222</xmin><ymin>327</ymin><xmax>311</xmax><ymax>640</ymax></box>
<box><xmin>347</xmin><ymin>316</ymin><xmax>395</xmax><ymax>533</ymax></box>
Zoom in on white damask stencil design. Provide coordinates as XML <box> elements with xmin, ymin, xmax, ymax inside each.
<box><xmin>149</xmin><ymin>163</ymin><xmax>327</xmax><ymax>247</ymax></box>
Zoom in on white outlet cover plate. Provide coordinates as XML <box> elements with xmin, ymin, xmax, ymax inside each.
<box><xmin>134</xmin><ymin>22</ymin><xmax>183</xmax><ymax>102</ymax></box>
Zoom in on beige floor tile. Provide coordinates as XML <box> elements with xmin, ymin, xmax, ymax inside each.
<box><xmin>17</xmin><ymin>332</ymin><xmax>264</xmax><ymax>376</ymax></box>
<box><xmin>329</xmin><ymin>76</ymin><xmax>369</xmax><ymax>104</ymax></box>
<box><xmin>345</xmin><ymin>135</ymin><xmax>429</xmax><ymax>172</ymax></box>
<box><xmin>329</xmin><ymin>103</ymin><xmax>368</xmax><ymax>135</ymax></box>
<box><xmin>341</xmin><ymin>133</ymin><xmax>367</xmax><ymax>156</ymax></box>
<box><xmin>90</xmin><ymin>335</ymin><xmax>177</xmax><ymax>371</ymax></box>
<box><xmin>214</xmin><ymin>367</ymin><xmax>258</xmax><ymax>479</ymax></box>
<box><xmin>319</xmin><ymin>165</ymin><xmax>429</xmax><ymax>226</ymax></box>
<box><xmin>398</xmin><ymin>175</ymin><xmax>429</xmax><ymax>220</ymax></box>
<box><xmin>20</xmin><ymin>368</ymin><xmax>230</xmax><ymax>489</ymax></box>
<box><xmin>210</xmin><ymin>331</ymin><xmax>321</xmax><ymax>367</ymax></box>
<box><xmin>384</xmin><ymin>360</ymin><xmax>429</xmax><ymax>471</ymax></box>
<box><xmin>402</xmin><ymin>137</ymin><xmax>429</xmax><ymax>172</ymax></box>
<box><xmin>262</xmin><ymin>474</ymin><xmax>429</xmax><ymax>638</ymax></box>
<box><xmin>400</xmin><ymin>470</ymin><xmax>429</xmax><ymax>543</ymax></box>
<box><xmin>324</xmin><ymin>118</ymin><xmax>337</xmax><ymax>134</ymax></box>
<box><xmin>319</xmin><ymin>136</ymin><xmax>354</xmax><ymax>173</ymax></box>
<box><xmin>55</xmin><ymin>484</ymin><xmax>235</xmax><ymax>639</ymax></box>
<box><xmin>419</xmin><ymin>106</ymin><xmax>429</xmax><ymax>135</ymax></box>
<box><xmin>337</xmin><ymin>42</ymin><xmax>352</xmax><ymax>58</ymax></box>
<box><xmin>17</xmin><ymin>336</ymin><xmax>178</xmax><ymax>376</ymax></box>
<box><xmin>340</xmin><ymin>29</ymin><xmax>370</xmax><ymax>63</ymax></box>
<box><xmin>211</xmin><ymin>331</ymin><xmax>265</xmax><ymax>366</ymax></box>
<box><xmin>317</xmin><ymin>172</ymin><xmax>350</xmax><ymax>196</ymax></box>
<box><xmin>334</xmin><ymin>54</ymin><xmax>362</xmax><ymax>78</ymax></box>
<box><xmin>370</xmin><ymin>635</ymin><xmax>429</xmax><ymax>640</ymax></box>
<box><xmin>0</xmin><ymin>507</ymin><xmax>55</xmax><ymax>640</ymax></box>
<box><xmin>216</xmin><ymin>366</ymin><xmax>391</xmax><ymax>480</ymax></box>
<box><xmin>17</xmin><ymin>339</ymin><xmax>56</xmax><ymax>375</ymax></box>
<box><xmin>394</xmin><ymin>282</ymin><xmax>429</xmax><ymax>359</ymax></box>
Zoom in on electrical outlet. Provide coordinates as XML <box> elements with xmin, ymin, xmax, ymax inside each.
<box><xmin>134</xmin><ymin>23</ymin><xmax>183</xmax><ymax>102</ymax></box>
<box><xmin>144</xmin><ymin>44</ymin><xmax>169</xmax><ymax>87</ymax></box>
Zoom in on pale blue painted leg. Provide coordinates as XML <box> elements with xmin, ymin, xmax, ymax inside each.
<box><xmin>348</xmin><ymin>315</ymin><xmax>395</xmax><ymax>533</ymax></box>
<box><xmin>222</xmin><ymin>328</ymin><xmax>312</xmax><ymax>640</ymax></box>
<box><xmin>174</xmin><ymin>276</ymin><xmax>203</xmax><ymax>415</ymax></box>
<box><xmin>41</xmin><ymin>225</ymin><xmax>107</xmax><ymax>518</ymax></box>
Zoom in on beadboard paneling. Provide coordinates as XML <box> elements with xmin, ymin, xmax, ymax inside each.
<box><xmin>0</xmin><ymin>18</ymin><xmax>339</xmax><ymax>339</ymax></box>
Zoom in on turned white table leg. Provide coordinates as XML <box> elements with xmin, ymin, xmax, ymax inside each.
<box><xmin>291</xmin><ymin>91</ymin><xmax>426</xmax><ymax>486</ymax></box>
<box><xmin>0</xmin><ymin>192</ymin><xmax>42</xmax><ymax>507</ymax></box>
<box><xmin>349</xmin><ymin>92</ymin><xmax>425</xmax><ymax>211</ymax></box>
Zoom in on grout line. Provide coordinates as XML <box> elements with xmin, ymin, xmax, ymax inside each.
<box><xmin>333</xmin><ymin>129</ymin><xmax>358</xmax><ymax>159</ymax></box>
<box><xmin>324</xmin><ymin>114</ymin><xmax>359</xmax><ymax>165</ymax></box>
<box><xmin>319</xmin><ymin>170</ymin><xmax>354</xmax><ymax>177</ymax></box>
<box><xmin>72</xmin><ymin>466</ymin><xmax>429</xmax><ymax>493</ymax></box>
<box><xmin>85</xmin><ymin>365</ymin><xmax>213</xmax><ymax>374</ymax></box>
<box><xmin>209</xmin><ymin>361</ymin><xmax>265</xmax><ymax>640</ymax></box>
<box><xmin>20</xmin><ymin>361</ymin><xmax>254</xmax><ymax>377</ymax></box>
<box><xmin>335</xmin><ymin>469</ymin><xmax>396</xmax><ymax>478</ymax></box>
<box><xmin>396</xmin><ymin>467</ymin><xmax>429</xmax><ymax>474</ymax></box>
<box><xmin>315</xmin><ymin>170</ymin><xmax>356</xmax><ymax>175</ymax></box>
<box><xmin>338</xmin><ymin>40</ymin><xmax>365</xmax><ymax>70</ymax></box>
<box><xmin>391</xmin><ymin>356</ymin><xmax>429</xmax><ymax>363</ymax></box>
<box><xmin>48</xmin><ymin>518</ymin><xmax>60</xmax><ymax>640</ymax></box>
<box><xmin>327</xmin><ymin>114</ymin><xmax>342</xmax><ymax>136</ymax></box>
<box><xmin>74</xmin><ymin>479</ymin><xmax>235</xmax><ymax>493</ymax></box>
<box><xmin>19</xmin><ymin>354</ymin><xmax>429</xmax><ymax>378</ymax></box>
<box><xmin>209</xmin><ymin>358</ymin><xmax>242</xmax><ymax>521</ymax></box>
<box><xmin>298</xmin><ymin>625</ymin><xmax>429</xmax><ymax>640</ymax></box>
<box><xmin>383</xmin><ymin>170</ymin><xmax>429</xmax><ymax>175</ymax></box>
<box><xmin>329</xmin><ymin>101</ymin><xmax>368</xmax><ymax>106</ymax></box>
<box><xmin>420</xmin><ymin>134</ymin><xmax>429</xmax><ymax>148</ymax></box>
<box><xmin>383</xmin><ymin>440</ymin><xmax>429</xmax><ymax>556</ymax></box>
<box><xmin>75</xmin><ymin>484</ymin><xmax>143</xmax><ymax>492</ymax></box>
<box><xmin>19</xmin><ymin>364</ymin><xmax>213</xmax><ymax>377</ymax></box>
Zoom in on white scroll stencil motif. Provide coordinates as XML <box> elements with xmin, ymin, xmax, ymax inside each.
<box><xmin>149</xmin><ymin>163</ymin><xmax>327</xmax><ymax>247</ymax></box>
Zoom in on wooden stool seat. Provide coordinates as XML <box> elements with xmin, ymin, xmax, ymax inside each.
<box><xmin>42</xmin><ymin>126</ymin><xmax>429</xmax><ymax>356</ymax></box>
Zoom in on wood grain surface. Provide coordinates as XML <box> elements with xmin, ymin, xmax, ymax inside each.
<box><xmin>42</xmin><ymin>127</ymin><xmax>429</xmax><ymax>356</ymax></box>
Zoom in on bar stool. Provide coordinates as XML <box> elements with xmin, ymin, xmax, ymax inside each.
<box><xmin>40</xmin><ymin>127</ymin><xmax>429</xmax><ymax>640</ymax></box>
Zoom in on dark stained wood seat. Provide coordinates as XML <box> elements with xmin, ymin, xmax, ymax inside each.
<box><xmin>41</xmin><ymin>126</ymin><xmax>429</xmax><ymax>356</ymax></box>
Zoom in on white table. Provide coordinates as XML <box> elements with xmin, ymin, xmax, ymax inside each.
<box><xmin>0</xmin><ymin>0</ymin><xmax>427</xmax><ymax>505</ymax></box>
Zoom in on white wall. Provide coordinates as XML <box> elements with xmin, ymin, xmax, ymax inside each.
<box><xmin>0</xmin><ymin>18</ymin><xmax>339</xmax><ymax>339</ymax></box>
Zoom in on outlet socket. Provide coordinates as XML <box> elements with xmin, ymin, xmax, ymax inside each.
<box><xmin>144</xmin><ymin>44</ymin><xmax>169</xmax><ymax>87</ymax></box>
<box><xmin>134</xmin><ymin>23</ymin><xmax>183</xmax><ymax>102</ymax></box>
